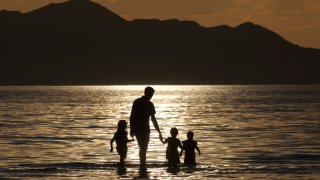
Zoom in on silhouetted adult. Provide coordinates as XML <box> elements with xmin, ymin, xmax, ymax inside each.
<box><xmin>130</xmin><ymin>86</ymin><xmax>163</xmax><ymax>165</ymax></box>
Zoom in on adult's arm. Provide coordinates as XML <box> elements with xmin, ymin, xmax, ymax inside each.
<box><xmin>130</xmin><ymin>117</ymin><xmax>135</xmax><ymax>138</ymax></box>
<box><xmin>151</xmin><ymin>114</ymin><xmax>162</xmax><ymax>140</ymax></box>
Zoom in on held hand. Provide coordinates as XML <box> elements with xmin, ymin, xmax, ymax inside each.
<box><xmin>159</xmin><ymin>133</ymin><xmax>164</xmax><ymax>143</ymax></box>
<box><xmin>110</xmin><ymin>147</ymin><xmax>113</xmax><ymax>153</ymax></box>
<box><xmin>180</xmin><ymin>152</ymin><xmax>183</xmax><ymax>156</ymax></box>
<box><xmin>199</xmin><ymin>152</ymin><xmax>201</xmax><ymax>155</ymax></box>
<box><xmin>130</xmin><ymin>132</ymin><xmax>134</xmax><ymax>138</ymax></box>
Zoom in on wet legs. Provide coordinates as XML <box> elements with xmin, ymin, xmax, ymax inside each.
<box><xmin>136</xmin><ymin>133</ymin><xmax>150</xmax><ymax>165</ymax></box>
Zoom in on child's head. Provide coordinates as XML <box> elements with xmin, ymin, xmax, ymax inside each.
<box><xmin>117</xmin><ymin>120</ymin><xmax>127</xmax><ymax>131</ymax></box>
<box><xmin>170</xmin><ymin>127</ymin><xmax>178</xmax><ymax>137</ymax></box>
<box><xmin>187</xmin><ymin>131</ymin><xmax>194</xmax><ymax>140</ymax></box>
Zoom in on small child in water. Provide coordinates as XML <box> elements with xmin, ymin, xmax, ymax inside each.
<box><xmin>180</xmin><ymin>131</ymin><xmax>201</xmax><ymax>166</ymax></box>
<box><xmin>161</xmin><ymin>127</ymin><xmax>183</xmax><ymax>167</ymax></box>
<box><xmin>110</xmin><ymin>120</ymin><xmax>134</xmax><ymax>165</ymax></box>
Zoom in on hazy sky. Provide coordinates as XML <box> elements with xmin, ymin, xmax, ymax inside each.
<box><xmin>1</xmin><ymin>0</ymin><xmax>319</xmax><ymax>49</ymax></box>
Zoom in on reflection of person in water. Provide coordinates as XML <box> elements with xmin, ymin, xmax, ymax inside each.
<box><xmin>110</xmin><ymin>120</ymin><xmax>134</xmax><ymax>165</ymax></box>
<box><xmin>130</xmin><ymin>86</ymin><xmax>163</xmax><ymax>165</ymax></box>
<box><xmin>180</xmin><ymin>131</ymin><xmax>201</xmax><ymax>166</ymax></box>
<box><xmin>161</xmin><ymin>127</ymin><xmax>183</xmax><ymax>167</ymax></box>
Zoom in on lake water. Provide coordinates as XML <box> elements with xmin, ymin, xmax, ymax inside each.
<box><xmin>0</xmin><ymin>85</ymin><xmax>320</xmax><ymax>179</ymax></box>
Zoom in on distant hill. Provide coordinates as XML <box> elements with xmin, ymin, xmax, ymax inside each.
<box><xmin>1</xmin><ymin>0</ymin><xmax>319</xmax><ymax>85</ymax></box>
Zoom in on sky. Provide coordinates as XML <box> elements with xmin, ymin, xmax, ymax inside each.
<box><xmin>0</xmin><ymin>0</ymin><xmax>320</xmax><ymax>49</ymax></box>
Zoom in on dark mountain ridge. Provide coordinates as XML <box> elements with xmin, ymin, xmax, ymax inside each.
<box><xmin>1</xmin><ymin>0</ymin><xmax>319</xmax><ymax>85</ymax></box>
<box><xmin>27</xmin><ymin>0</ymin><xmax>127</xmax><ymax>25</ymax></box>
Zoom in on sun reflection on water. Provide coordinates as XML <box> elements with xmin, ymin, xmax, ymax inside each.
<box><xmin>1</xmin><ymin>85</ymin><xmax>320</xmax><ymax>179</ymax></box>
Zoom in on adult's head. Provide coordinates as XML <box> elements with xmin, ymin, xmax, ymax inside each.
<box><xmin>144</xmin><ymin>86</ymin><xmax>155</xmax><ymax>100</ymax></box>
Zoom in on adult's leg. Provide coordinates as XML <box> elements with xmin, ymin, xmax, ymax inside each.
<box><xmin>136</xmin><ymin>133</ymin><xmax>150</xmax><ymax>165</ymax></box>
<box><xmin>120</xmin><ymin>156</ymin><xmax>125</xmax><ymax>165</ymax></box>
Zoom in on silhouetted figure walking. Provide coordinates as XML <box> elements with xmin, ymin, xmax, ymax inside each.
<box><xmin>110</xmin><ymin>120</ymin><xmax>134</xmax><ymax>165</ymax></box>
<box><xmin>161</xmin><ymin>127</ymin><xmax>183</xmax><ymax>167</ymax></box>
<box><xmin>180</xmin><ymin>131</ymin><xmax>201</xmax><ymax>166</ymax></box>
<box><xmin>130</xmin><ymin>86</ymin><xmax>163</xmax><ymax>165</ymax></box>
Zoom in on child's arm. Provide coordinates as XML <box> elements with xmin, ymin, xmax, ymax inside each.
<box><xmin>196</xmin><ymin>145</ymin><xmax>201</xmax><ymax>155</ymax></box>
<box><xmin>110</xmin><ymin>136</ymin><xmax>115</xmax><ymax>152</ymax></box>
<box><xmin>178</xmin><ymin>140</ymin><xmax>184</xmax><ymax>156</ymax></box>
<box><xmin>128</xmin><ymin>138</ymin><xmax>135</xmax><ymax>142</ymax></box>
<box><xmin>180</xmin><ymin>148</ymin><xmax>184</xmax><ymax>156</ymax></box>
<box><xmin>178</xmin><ymin>140</ymin><xmax>183</xmax><ymax>150</ymax></box>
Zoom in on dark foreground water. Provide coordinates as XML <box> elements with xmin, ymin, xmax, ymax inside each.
<box><xmin>0</xmin><ymin>85</ymin><xmax>320</xmax><ymax>179</ymax></box>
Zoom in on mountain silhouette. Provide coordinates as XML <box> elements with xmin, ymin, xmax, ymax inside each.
<box><xmin>1</xmin><ymin>0</ymin><xmax>319</xmax><ymax>85</ymax></box>
<box><xmin>27</xmin><ymin>0</ymin><xmax>126</xmax><ymax>25</ymax></box>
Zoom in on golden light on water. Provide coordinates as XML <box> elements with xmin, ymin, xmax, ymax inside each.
<box><xmin>1</xmin><ymin>85</ymin><xmax>320</xmax><ymax>179</ymax></box>
<box><xmin>115</xmin><ymin>85</ymin><xmax>192</xmax><ymax>164</ymax></box>
<box><xmin>114</xmin><ymin>85</ymin><xmax>234</xmax><ymax>165</ymax></box>
<box><xmin>96</xmin><ymin>85</ymin><xmax>231</xmax><ymax>165</ymax></box>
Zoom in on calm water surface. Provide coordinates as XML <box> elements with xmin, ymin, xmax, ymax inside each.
<box><xmin>0</xmin><ymin>85</ymin><xmax>320</xmax><ymax>179</ymax></box>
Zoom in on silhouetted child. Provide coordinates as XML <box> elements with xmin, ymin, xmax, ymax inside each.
<box><xmin>110</xmin><ymin>120</ymin><xmax>134</xmax><ymax>165</ymax></box>
<box><xmin>161</xmin><ymin>127</ymin><xmax>183</xmax><ymax>167</ymax></box>
<box><xmin>180</xmin><ymin>131</ymin><xmax>201</xmax><ymax>166</ymax></box>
